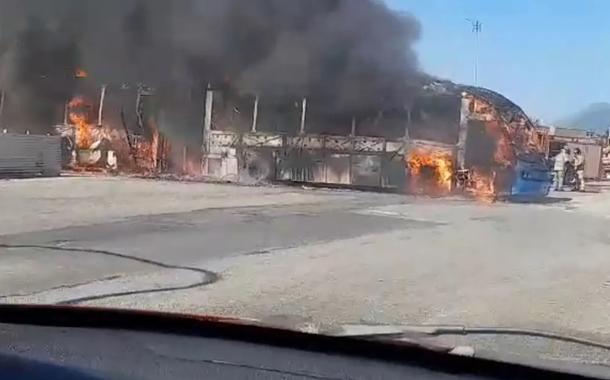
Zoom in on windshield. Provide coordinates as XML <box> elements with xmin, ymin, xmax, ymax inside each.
<box><xmin>1</xmin><ymin>0</ymin><xmax>609</xmax><ymax>370</ymax></box>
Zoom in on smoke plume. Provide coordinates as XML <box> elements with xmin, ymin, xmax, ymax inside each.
<box><xmin>0</xmin><ymin>0</ymin><xmax>426</xmax><ymax>132</ymax></box>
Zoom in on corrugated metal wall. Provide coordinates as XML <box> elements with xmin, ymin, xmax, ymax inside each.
<box><xmin>0</xmin><ymin>134</ymin><xmax>61</xmax><ymax>177</ymax></box>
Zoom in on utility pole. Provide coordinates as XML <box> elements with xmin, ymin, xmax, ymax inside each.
<box><xmin>466</xmin><ymin>19</ymin><xmax>482</xmax><ymax>85</ymax></box>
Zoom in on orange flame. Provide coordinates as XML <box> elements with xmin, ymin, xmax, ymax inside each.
<box><xmin>75</xmin><ymin>68</ymin><xmax>88</xmax><ymax>78</ymax></box>
<box><xmin>68</xmin><ymin>96</ymin><xmax>94</xmax><ymax>150</ymax></box>
<box><xmin>468</xmin><ymin>169</ymin><xmax>496</xmax><ymax>202</ymax></box>
<box><xmin>65</xmin><ymin>95</ymin><xmax>171</xmax><ymax>174</ymax></box>
<box><xmin>462</xmin><ymin>119</ymin><xmax>514</xmax><ymax>201</ymax></box>
<box><xmin>407</xmin><ymin>149</ymin><xmax>453</xmax><ymax>194</ymax></box>
<box><xmin>128</xmin><ymin>121</ymin><xmax>162</xmax><ymax>172</ymax></box>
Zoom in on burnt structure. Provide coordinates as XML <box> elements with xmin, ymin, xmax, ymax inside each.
<box><xmin>202</xmin><ymin>81</ymin><xmax>552</xmax><ymax>199</ymax></box>
<box><xmin>6</xmin><ymin>0</ymin><xmax>553</xmax><ymax>194</ymax></box>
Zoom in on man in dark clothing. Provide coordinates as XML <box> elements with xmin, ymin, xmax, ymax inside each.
<box><xmin>573</xmin><ymin>148</ymin><xmax>586</xmax><ymax>192</ymax></box>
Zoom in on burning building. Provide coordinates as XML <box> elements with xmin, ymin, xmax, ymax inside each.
<box><xmin>0</xmin><ymin>0</ymin><xmax>552</xmax><ymax>197</ymax></box>
<box><xmin>53</xmin><ymin>81</ymin><xmax>163</xmax><ymax>173</ymax></box>
<box><xmin>201</xmin><ymin>80</ymin><xmax>552</xmax><ymax>200</ymax></box>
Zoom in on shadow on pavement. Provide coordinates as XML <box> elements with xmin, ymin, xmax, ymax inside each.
<box><xmin>581</xmin><ymin>186</ymin><xmax>605</xmax><ymax>193</ymax></box>
<box><xmin>507</xmin><ymin>196</ymin><xmax>572</xmax><ymax>205</ymax></box>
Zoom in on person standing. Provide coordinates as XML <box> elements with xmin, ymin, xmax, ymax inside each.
<box><xmin>573</xmin><ymin>148</ymin><xmax>586</xmax><ymax>192</ymax></box>
<box><xmin>553</xmin><ymin>147</ymin><xmax>569</xmax><ymax>191</ymax></box>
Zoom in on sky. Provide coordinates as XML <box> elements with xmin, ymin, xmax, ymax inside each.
<box><xmin>385</xmin><ymin>0</ymin><xmax>610</xmax><ymax>123</ymax></box>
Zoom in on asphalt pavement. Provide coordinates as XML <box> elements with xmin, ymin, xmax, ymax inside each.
<box><xmin>0</xmin><ymin>177</ymin><xmax>408</xmax><ymax>304</ymax></box>
<box><xmin>2</xmin><ymin>177</ymin><xmax>610</xmax><ymax>367</ymax></box>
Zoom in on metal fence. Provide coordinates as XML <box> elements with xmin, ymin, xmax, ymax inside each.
<box><xmin>0</xmin><ymin>133</ymin><xmax>61</xmax><ymax>178</ymax></box>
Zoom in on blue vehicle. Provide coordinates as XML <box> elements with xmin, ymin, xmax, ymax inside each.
<box><xmin>509</xmin><ymin>153</ymin><xmax>553</xmax><ymax>200</ymax></box>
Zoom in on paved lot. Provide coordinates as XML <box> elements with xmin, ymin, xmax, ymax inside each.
<box><xmin>1</xmin><ymin>176</ymin><xmax>610</xmax><ymax>365</ymax></box>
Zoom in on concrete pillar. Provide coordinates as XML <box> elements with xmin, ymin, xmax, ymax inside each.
<box><xmin>135</xmin><ymin>86</ymin><xmax>143</xmax><ymax>129</ymax></box>
<box><xmin>456</xmin><ymin>92</ymin><xmax>471</xmax><ymax>170</ymax></box>
<box><xmin>299</xmin><ymin>97</ymin><xmax>307</xmax><ymax>135</ymax></box>
<box><xmin>204</xmin><ymin>85</ymin><xmax>214</xmax><ymax>136</ymax></box>
<box><xmin>251</xmin><ymin>95</ymin><xmax>259</xmax><ymax>133</ymax></box>
<box><xmin>202</xmin><ymin>85</ymin><xmax>214</xmax><ymax>174</ymax></box>
<box><xmin>350</xmin><ymin>117</ymin><xmax>357</xmax><ymax>137</ymax></box>
<box><xmin>182</xmin><ymin>145</ymin><xmax>188</xmax><ymax>175</ymax></box>
<box><xmin>405</xmin><ymin>106</ymin><xmax>412</xmax><ymax>139</ymax></box>
<box><xmin>97</xmin><ymin>85</ymin><xmax>107</xmax><ymax>126</ymax></box>
<box><xmin>63</xmin><ymin>101</ymin><xmax>69</xmax><ymax>125</ymax></box>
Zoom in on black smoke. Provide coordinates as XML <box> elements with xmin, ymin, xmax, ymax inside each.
<box><xmin>0</xmin><ymin>0</ymin><xmax>426</xmax><ymax>132</ymax></box>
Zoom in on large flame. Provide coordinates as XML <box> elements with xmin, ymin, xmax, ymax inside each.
<box><xmin>68</xmin><ymin>96</ymin><xmax>94</xmax><ymax>150</ymax></box>
<box><xmin>468</xmin><ymin>168</ymin><xmax>496</xmax><ymax>202</ymax></box>
<box><xmin>132</xmin><ymin>124</ymin><xmax>160</xmax><ymax>170</ymax></box>
<box><xmin>464</xmin><ymin>118</ymin><xmax>515</xmax><ymax>201</ymax></box>
<box><xmin>407</xmin><ymin>149</ymin><xmax>453</xmax><ymax>194</ymax></box>
<box><xmin>64</xmin><ymin>94</ymin><xmax>175</xmax><ymax>174</ymax></box>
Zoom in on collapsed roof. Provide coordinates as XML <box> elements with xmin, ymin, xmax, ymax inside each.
<box><xmin>422</xmin><ymin>80</ymin><xmax>535</xmax><ymax>129</ymax></box>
